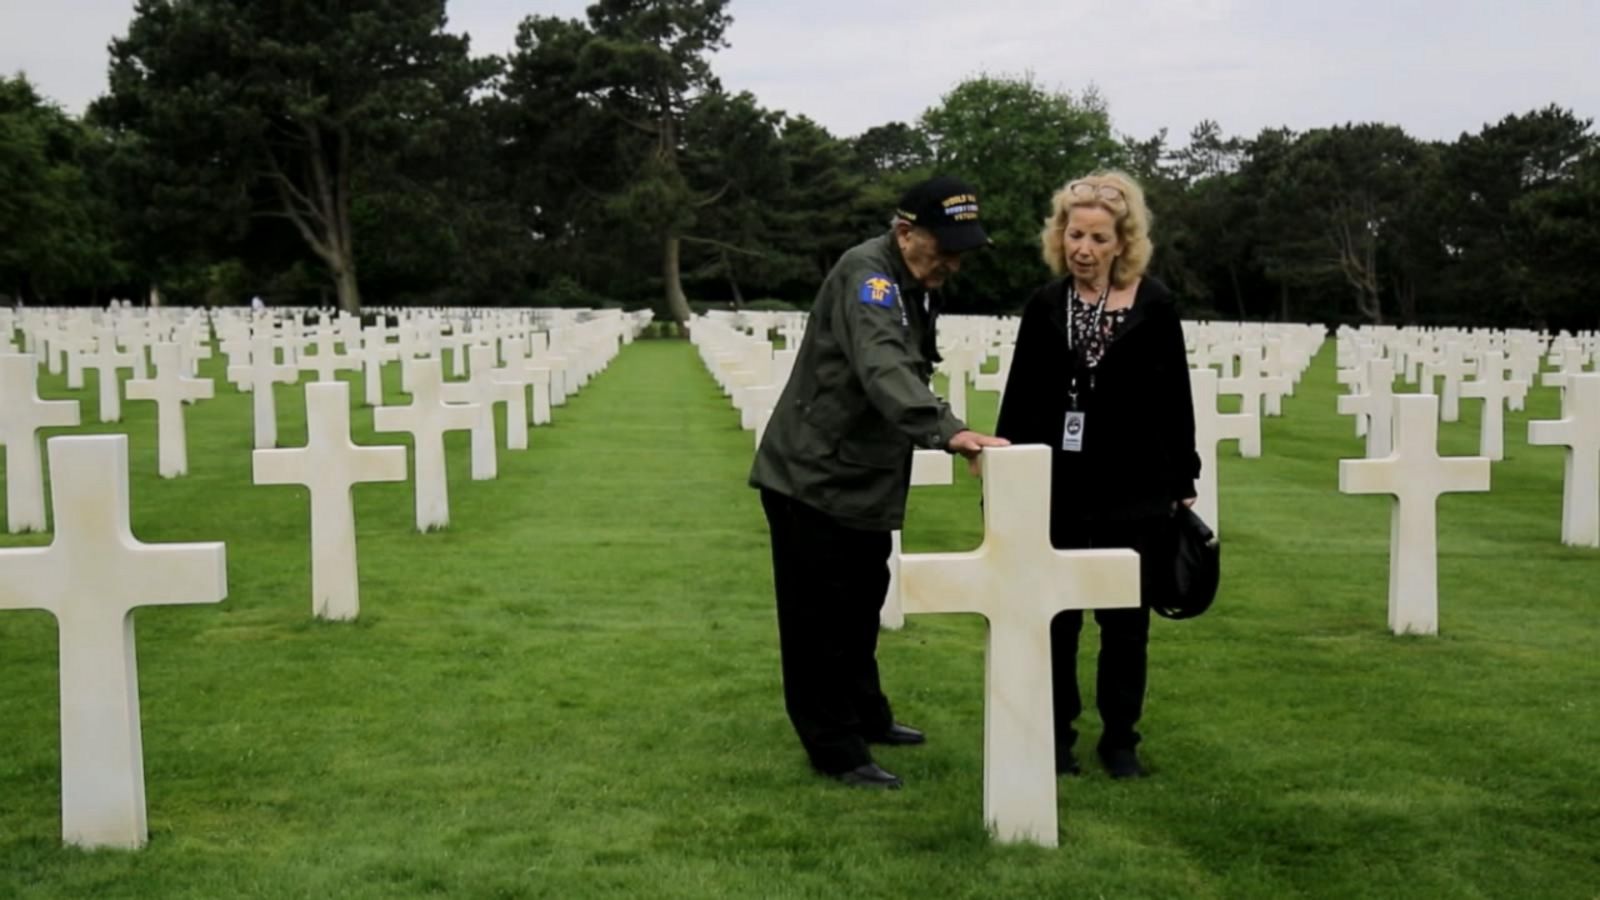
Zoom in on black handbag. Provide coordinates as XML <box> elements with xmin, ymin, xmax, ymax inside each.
<box><xmin>1153</xmin><ymin>507</ymin><xmax>1220</xmax><ymax>620</ymax></box>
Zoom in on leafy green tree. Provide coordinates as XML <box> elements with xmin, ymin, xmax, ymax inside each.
<box><xmin>850</xmin><ymin>122</ymin><xmax>931</xmax><ymax>177</ymax></box>
<box><xmin>1438</xmin><ymin>106</ymin><xmax>1597</xmax><ymax>325</ymax></box>
<box><xmin>501</xmin><ymin>0</ymin><xmax>734</xmax><ymax>323</ymax></box>
<box><xmin>920</xmin><ymin>74</ymin><xmax>1121</xmax><ymax>309</ymax></box>
<box><xmin>1256</xmin><ymin>124</ymin><xmax>1429</xmax><ymax>324</ymax></box>
<box><xmin>94</xmin><ymin>0</ymin><xmax>490</xmax><ymax>312</ymax></box>
<box><xmin>1515</xmin><ymin>139</ymin><xmax>1600</xmax><ymax>330</ymax></box>
<box><xmin>0</xmin><ymin>76</ymin><xmax>122</xmax><ymax>303</ymax></box>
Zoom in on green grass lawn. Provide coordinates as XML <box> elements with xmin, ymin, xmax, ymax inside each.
<box><xmin>2</xmin><ymin>334</ymin><xmax>1598</xmax><ymax>899</ymax></box>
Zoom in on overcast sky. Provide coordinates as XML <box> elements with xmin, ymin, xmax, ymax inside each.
<box><xmin>4</xmin><ymin>0</ymin><xmax>1597</xmax><ymax>144</ymax></box>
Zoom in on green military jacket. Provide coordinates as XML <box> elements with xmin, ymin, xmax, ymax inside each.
<box><xmin>749</xmin><ymin>232</ymin><xmax>967</xmax><ymax>531</ymax></box>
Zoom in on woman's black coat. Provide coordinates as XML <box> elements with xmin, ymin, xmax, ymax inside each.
<box><xmin>994</xmin><ymin>276</ymin><xmax>1201</xmax><ymax>528</ymax></box>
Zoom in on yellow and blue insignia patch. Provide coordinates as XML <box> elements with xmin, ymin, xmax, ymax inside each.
<box><xmin>859</xmin><ymin>274</ymin><xmax>899</xmax><ymax>309</ymax></box>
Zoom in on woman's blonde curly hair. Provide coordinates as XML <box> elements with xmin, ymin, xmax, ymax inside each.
<box><xmin>1039</xmin><ymin>170</ymin><xmax>1153</xmax><ymax>289</ymax></box>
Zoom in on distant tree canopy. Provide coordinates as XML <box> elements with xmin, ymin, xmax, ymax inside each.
<box><xmin>1</xmin><ymin>2</ymin><xmax>1597</xmax><ymax>329</ymax></box>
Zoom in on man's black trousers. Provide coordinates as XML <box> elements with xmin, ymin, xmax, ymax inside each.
<box><xmin>760</xmin><ymin>489</ymin><xmax>894</xmax><ymax>775</ymax></box>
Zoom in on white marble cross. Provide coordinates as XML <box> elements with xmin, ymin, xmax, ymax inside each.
<box><xmin>881</xmin><ymin>449</ymin><xmax>956</xmax><ymax>630</ymax></box>
<box><xmin>373</xmin><ymin>358</ymin><xmax>479</xmax><ymax>531</ymax></box>
<box><xmin>1217</xmin><ymin>347</ymin><xmax>1266</xmax><ymax>457</ymax></box>
<box><xmin>504</xmin><ymin>339</ymin><xmax>553</xmax><ymax>427</ymax></box>
<box><xmin>438</xmin><ymin>344</ymin><xmax>519</xmax><ymax>466</ymax></box>
<box><xmin>941</xmin><ymin>358</ymin><xmax>970</xmax><ymax>423</ymax></box>
<box><xmin>228</xmin><ymin>334</ymin><xmax>299</xmax><ymax>449</ymax></box>
<box><xmin>1337</xmin><ymin>358</ymin><xmax>1396</xmax><ymax>458</ymax></box>
<box><xmin>85</xmin><ymin>325</ymin><xmax>138</xmax><ymax>423</ymax></box>
<box><xmin>899</xmin><ymin>446</ymin><xmax>1140</xmax><ymax>846</ymax></box>
<box><xmin>1339</xmin><ymin>394</ymin><xmax>1491</xmax><ymax>635</ymax></box>
<box><xmin>1428</xmin><ymin>342</ymin><xmax>1474</xmax><ymax>423</ymax></box>
<box><xmin>254</xmin><ymin>382</ymin><xmax>407</xmax><ymax>619</ymax></box>
<box><xmin>300</xmin><ymin>328</ymin><xmax>361</xmax><ymax>383</ymax></box>
<box><xmin>1542</xmin><ymin>346</ymin><xmax>1587</xmax><ymax>397</ymax></box>
<box><xmin>0</xmin><ymin>354</ymin><xmax>81</xmax><ymax>532</ymax></box>
<box><xmin>1459</xmin><ymin>350</ymin><xmax>1521</xmax><ymax>462</ymax></box>
<box><xmin>1190</xmin><ymin>368</ymin><xmax>1256</xmax><ymax>536</ymax></box>
<box><xmin>357</xmin><ymin>325</ymin><xmax>398</xmax><ymax>407</ymax></box>
<box><xmin>125</xmin><ymin>343</ymin><xmax>214</xmax><ymax>477</ymax></box>
<box><xmin>1528</xmin><ymin>373</ymin><xmax>1600</xmax><ymax>547</ymax></box>
<box><xmin>0</xmin><ymin>435</ymin><xmax>227</xmax><ymax>849</ymax></box>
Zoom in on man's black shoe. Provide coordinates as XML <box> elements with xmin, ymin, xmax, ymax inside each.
<box><xmin>866</xmin><ymin>723</ymin><xmax>926</xmax><ymax>746</ymax></box>
<box><xmin>834</xmin><ymin>763</ymin><xmax>903</xmax><ymax>790</ymax></box>
<box><xmin>1100</xmin><ymin>747</ymin><xmax>1148</xmax><ymax>779</ymax></box>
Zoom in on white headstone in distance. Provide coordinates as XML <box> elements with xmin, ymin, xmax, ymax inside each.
<box><xmin>899</xmin><ymin>446</ymin><xmax>1140</xmax><ymax>846</ymax></box>
<box><xmin>1527</xmin><ymin>373</ymin><xmax>1600</xmax><ymax>547</ymax></box>
<box><xmin>1459</xmin><ymin>350</ymin><xmax>1520</xmax><ymax>462</ymax></box>
<box><xmin>358</xmin><ymin>325</ymin><xmax>398</xmax><ymax>407</ymax></box>
<box><xmin>254</xmin><ymin>382</ymin><xmax>407</xmax><ymax>619</ymax></box>
<box><xmin>1339</xmin><ymin>394</ymin><xmax>1491</xmax><ymax>635</ymax></box>
<box><xmin>0</xmin><ymin>354</ymin><xmax>81</xmax><ymax>532</ymax></box>
<box><xmin>1430</xmin><ymin>342</ymin><xmax>1473</xmax><ymax>423</ymax></box>
<box><xmin>1217</xmin><ymin>347</ymin><xmax>1266</xmax><ymax>457</ymax></box>
<box><xmin>124</xmin><ymin>343</ymin><xmax>214</xmax><ymax>478</ymax></box>
<box><xmin>881</xmin><ymin>449</ymin><xmax>956</xmax><ymax>630</ymax></box>
<box><xmin>438</xmin><ymin>344</ymin><xmax>504</xmax><ymax>479</ymax></box>
<box><xmin>227</xmin><ymin>334</ymin><xmax>299</xmax><ymax>449</ymax></box>
<box><xmin>85</xmin><ymin>326</ymin><xmax>137</xmax><ymax>423</ymax></box>
<box><xmin>301</xmin><ymin>328</ymin><xmax>360</xmax><ymax>383</ymax></box>
<box><xmin>1189</xmin><ymin>368</ymin><xmax>1255</xmax><ymax>537</ymax></box>
<box><xmin>372</xmin><ymin>358</ymin><xmax>479</xmax><ymax>531</ymax></box>
<box><xmin>943</xmin><ymin>359</ymin><xmax>969</xmax><ymax>423</ymax></box>
<box><xmin>0</xmin><ymin>435</ymin><xmax>227</xmax><ymax>849</ymax></box>
<box><xmin>1337</xmin><ymin>358</ymin><xmax>1396</xmax><ymax>458</ymax></box>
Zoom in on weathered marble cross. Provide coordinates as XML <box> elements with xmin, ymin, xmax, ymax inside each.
<box><xmin>373</xmin><ymin>357</ymin><xmax>479</xmax><ymax>531</ymax></box>
<box><xmin>881</xmin><ymin>448</ymin><xmax>956</xmax><ymax>630</ymax></box>
<box><xmin>227</xmin><ymin>333</ymin><xmax>299</xmax><ymax>449</ymax></box>
<box><xmin>1528</xmin><ymin>373</ymin><xmax>1600</xmax><ymax>547</ymax></box>
<box><xmin>899</xmin><ymin>446</ymin><xmax>1140</xmax><ymax>846</ymax></box>
<box><xmin>1339</xmin><ymin>394</ymin><xmax>1491</xmax><ymax>635</ymax></box>
<box><xmin>1190</xmin><ymin>367</ymin><xmax>1256</xmax><ymax>536</ymax></box>
<box><xmin>1429</xmin><ymin>341</ymin><xmax>1474</xmax><ymax>423</ymax></box>
<box><xmin>1337</xmin><ymin>358</ymin><xmax>1396</xmax><ymax>458</ymax></box>
<box><xmin>84</xmin><ymin>324</ymin><xmax>138</xmax><ymax>423</ymax></box>
<box><xmin>125</xmin><ymin>342</ymin><xmax>214</xmax><ymax>477</ymax></box>
<box><xmin>0</xmin><ymin>435</ymin><xmax>226</xmax><ymax>849</ymax></box>
<box><xmin>1217</xmin><ymin>347</ymin><xmax>1266</xmax><ymax>457</ymax></box>
<box><xmin>254</xmin><ymin>381</ymin><xmax>408</xmax><ymax>619</ymax></box>
<box><xmin>1459</xmin><ymin>349</ymin><xmax>1522</xmax><ymax>461</ymax></box>
<box><xmin>299</xmin><ymin>324</ymin><xmax>361</xmax><ymax>383</ymax></box>
<box><xmin>0</xmin><ymin>353</ymin><xmax>81</xmax><ymax>532</ymax></box>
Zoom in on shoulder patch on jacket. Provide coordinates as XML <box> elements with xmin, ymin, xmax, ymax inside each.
<box><xmin>858</xmin><ymin>274</ymin><xmax>899</xmax><ymax>308</ymax></box>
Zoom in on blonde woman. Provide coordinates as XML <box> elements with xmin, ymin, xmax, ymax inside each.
<box><xmin>994</xmin><ymin>171</ymin><xmax>1199</xmax><ymax>779</ymax></box>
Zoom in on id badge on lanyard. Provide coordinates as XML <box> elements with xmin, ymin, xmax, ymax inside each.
<box><xmin>1062</xmin><ymin>283</ymin><xmax>1108</xmax><ymax>454</ymax></box>
<box><xmin>1062</xmin><ymin>409</ymin><xmax>1086</xmax><ymax>452</ymax></box>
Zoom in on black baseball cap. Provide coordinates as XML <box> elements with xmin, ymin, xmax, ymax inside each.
<box><xmin>895</xmin><ymin>176</ymin><xmax>992</xmax><ymax>253</ymax></box>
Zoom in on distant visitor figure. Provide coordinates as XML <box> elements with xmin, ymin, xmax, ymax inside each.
<box><xmin>251</xmin><ymin>295</ymin><xmax>265</xmax><ymax>311</ymax></box>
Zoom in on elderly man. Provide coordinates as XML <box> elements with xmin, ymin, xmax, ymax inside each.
<box><xmin>750</xmin><ymin>175</ymin><xmax>1009</xmax><ymax>789</ymax></box>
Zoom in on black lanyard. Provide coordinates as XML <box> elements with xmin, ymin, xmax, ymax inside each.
<box><xmin>1066</xmin><ymin>281</ymin><xmax>1110</xmax><ymax>410</ymax></box>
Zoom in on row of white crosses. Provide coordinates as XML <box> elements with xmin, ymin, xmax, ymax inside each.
<box><xmin>689</xmin><ymin>312</ymin><xmax>797</xmax><ymax>446</ymax></box>
<box><xmin>0</xmin><ymin>310</ymin><xmax>220</xmax><ymax>497</ymax></box>
<box><xmin>1188</xmin><ymin>322</ymin><xmax>1327</xmax><ymax>458</ymax></box>
<box><xmin>1334</xmin><ymin>326</ymin><xmax>1600</xmax><ymax>635</ymax></box>
<box><xmin>0</xmin><ymin>308</ymin><xmax>651</xmax><ymax>850</ymax></box>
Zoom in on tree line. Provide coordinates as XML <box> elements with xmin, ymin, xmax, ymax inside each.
<box><xmin>2</xmin><ymin>0</ymin><xmax>1596</xmax><ymax>329</ymax></box>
